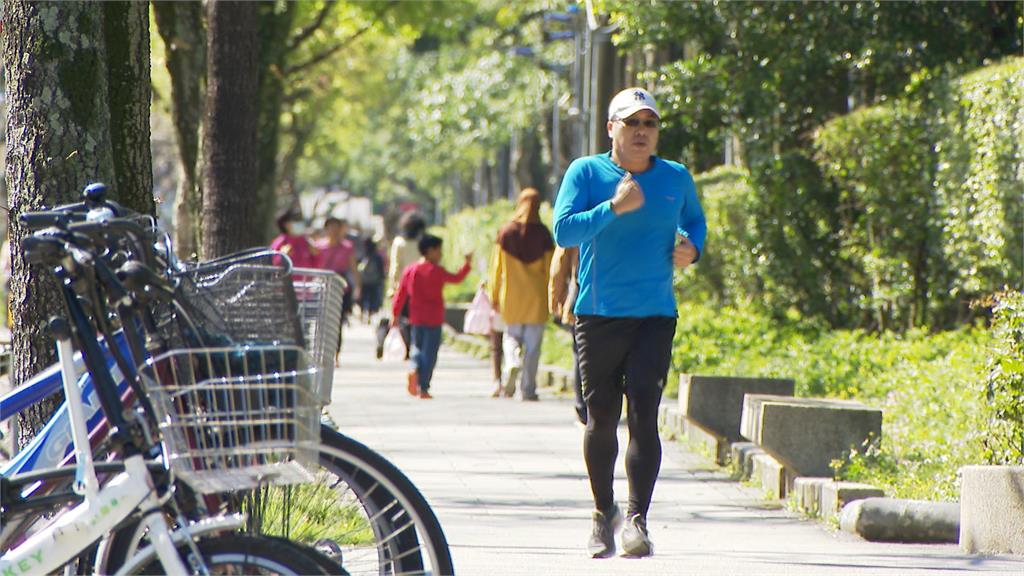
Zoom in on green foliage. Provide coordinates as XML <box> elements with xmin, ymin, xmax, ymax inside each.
<box><xmin>983</xmin><ymin>291</ymin><xmax>1024</xmax><ymax>465</ymax></box>
<box><xmin>686</xmin><ymin>167</ymin><xmax>759</xmax><ymax>305</ymax></box>
<box><xmin>607</xmin><ymin>1</ymin><xmax>1021</xmax><ymax>172</ymax></box>
<box><xmin>935</xmin><ymin>59</ymin><xmax>1024</xmax><ymax>305</ymax></box>
<box><xmin>812</xmin><ymin>57</ymin><xmax>1024</xmax><ymax>329</ymax></box>
<box><xmin>815</xmin><ymin>98</ymin><xmax>939</xmax><ymax>330</ymax></box>
<box><xmin>540</xmin><ymin>321</ymin><xmax>574</xmax><ymax>370</ymax></box>
<box><xmin>297</xmin><ymin>1</ymin><xmax>568</xmax><ymax>212</ymax></box>
<box><xmin>672</xmin><ymin>300</ymin><xmax>993</xmax><ymax>500</ymax></box>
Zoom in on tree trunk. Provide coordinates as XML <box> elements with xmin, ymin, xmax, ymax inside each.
<box><xmin>2</xmin><ymin>1</ymin><xmax>115</xmax><ymax>445</ymax></box>
<box><xmin>153</xmin><ymin>0</ymin><xmax>206</xmax><ymax>258</ymax></box>
<box><xmin>201</xmin><ymin>0</ymin><xmax>261</xmax><ymax>258</ymax></box>
<box><xmin>104</xmin><ymin>1</ymin><xmax>154</xmax><ymax>215</ymax></box>
<box><xmin>254</xmin><ymin>3</ymin><xmax>296</xmax><ymax>244</ymax></box>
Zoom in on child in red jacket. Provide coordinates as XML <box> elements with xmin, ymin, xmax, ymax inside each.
<box><xmin>391</xmin><ymin>234</ymin><xmax>471</xmax><ymax>399</ymax></box>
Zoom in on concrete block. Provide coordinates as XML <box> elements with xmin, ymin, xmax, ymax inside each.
<box><xmin>961</xmin><ymin>465</ymin><xmax>1024</xmax><ymax>554</ymax></box>
<box><xmin>659</xmin><ymin>406</ymin><xmax>681</xmax><ymax>440</ymax></box>
<box><xmin>731</xmin><ymin>442</ymin><xmax>764</xmax><ymax>481</ymax></box>
<box><xmin>841</xmin><ymin>497</ymin><xmax>958</xmax><ymax>543</ymax></box>
<box><xmin>679</xmin><ymin>375</ymin><xmax>794</xmax><ymax>442</ymax></box>
<box><xmin>752</xmin><ymin>453</ymin><xmax>786</xmax><ymax>499</ymax></box>
<box><xmin>658</xmin><ymin>404</ymin><xmax>670</xmax><ymax>429</ymax></box>
<box><xmin>741</xmin><ymin>395</ymin><xmax>882</xmax><ymax>477</ymax></box>
<box><xmin>792</xmin><ymin>477</ymin><xmax>831</xmax><ymax>517</ymax></box>
<box><xmin>679</xmin><ymin>417</ymin><xmax>729</xmax><ymax>465</ymax></box>
<box><xmin>820</xmin><ymin>482</ymin><xmax>885</xmax><ymax>518</ymax></box>
<box><xmin>444</xmin><ymin>303</ymin><xmax>469</xmax><ymax>332</ymax></box>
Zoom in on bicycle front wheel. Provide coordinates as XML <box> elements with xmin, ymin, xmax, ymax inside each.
<box><xmin>246</xmin><ymin>425</ymin><xmax>454</xmax><ymax>576</ymax></box>
<box><xmin>128</xmin><ymin>533</ymin><xmax>332</xmax><ymax>575</ymax></box>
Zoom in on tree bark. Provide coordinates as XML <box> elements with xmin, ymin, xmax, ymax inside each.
<box><xmin>201</xmin><ymin>0</ymin><xmax>261</xmax><ymax>258</ymax></box>
<box><xmin>254</xmin><ymin>3</ymin><xmax>296</xmax><ymax>243</ymax></box>
<box><xmin>2</xmin><ymin>1</ymin><xmax>115</xmax><ymax>445</ymax></box>
<box><xmin>153</xmin><ymin>1</ymin><xmax>207</xmax><ymax>258</ymax></box>
<box><xmin>104</xmin><ymin>1</ymin><xmax>154</xmax><ymax>215</ymax></box>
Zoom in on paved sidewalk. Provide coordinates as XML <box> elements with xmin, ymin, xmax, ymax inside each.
<box><xmin>327</xmin><ymin>322</ymin><xmax>1024</xmax><ymax>575</ymax></box>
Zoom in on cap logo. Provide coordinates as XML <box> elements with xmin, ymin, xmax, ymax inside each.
<box><xmin>634</xmin><ymin>90</ymin><xmax>646</xmax><ymax>101</ymax></box>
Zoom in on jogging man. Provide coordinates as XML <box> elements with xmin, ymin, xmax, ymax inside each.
<box><xmin>553</xmin><ymin>87</ymin><xmax>707</xmax><ymax>558</ymax></box>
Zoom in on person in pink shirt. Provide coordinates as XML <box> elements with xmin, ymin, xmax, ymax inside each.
<box><xmin>270</xmin><ymin>210</ymin><xmax>317</xmax><ymax>268</ymax></box>
<box><xmin>391</xmin><ymin>234</ymin><xmax>471</xmax><ymax>399</ymax></box>
<box><xmin>315</xmin><ymin>217</ymin><xmax>361</xmax><ymax>359</ymax></box>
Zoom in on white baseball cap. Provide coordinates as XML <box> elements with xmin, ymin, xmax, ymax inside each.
<box><xmin>608</xmin><ymin>87</ymin><xmax>660</xmax><ymax>121</ymax></box>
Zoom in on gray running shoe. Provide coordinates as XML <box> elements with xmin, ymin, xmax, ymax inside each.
<box><xmin>621</xmin><ymin>514</ymin><xmax>654</xmax><ymax>557</ymax></box>
<box><xmin>587</xmin><ymin>504</ymin><xmax>622</xmax><ymax>558</ymax></box>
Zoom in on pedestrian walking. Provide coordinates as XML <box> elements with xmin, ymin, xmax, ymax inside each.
<box><xmin>391</xmin><ymin>234</ymin><xmax>471</xmax><ymax>399</ymax></box>
<box><xmin>270</xmin><ymin>209</ymin><xmax>318</xmax><ymax>269</ymax></box>
<box><xmin>548</xmin><ymin>245</ymin><xmax>586</xmax><ymax>424</ymax></box>
<box><xmin>357</xmin><ymin>237</ymin><xmax>386</xmax><ymax>321</ymax></box>
<box><xmin>316</xmin><ymin>217</ymin><xmax>359</xmax><ymax>361</ymax></box>
<box><xmin>553</xmin><ymin>87</ymin><xmax>707</xmax><ymax>558</ymax></box>
<box><xmin>388</xmin><ymin>212</ymin><xmax>427</xmax><ymax>359</ymax></box>
<box><xmin>317</xmin><ymin>218</ymin><xmax>360</xmax><ymax>321</ymax></box>
<box><xmin>489</xmin><ymin>188</ymin><xmax>554</xmax><ymax>401</ymax></box>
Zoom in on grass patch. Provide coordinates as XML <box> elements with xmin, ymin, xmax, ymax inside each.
<box><xmin>244</xmin><ymin>474</ymin><xmax>375</xmax><ymax>546</ymax></box>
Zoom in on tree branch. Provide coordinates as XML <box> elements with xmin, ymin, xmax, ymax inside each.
<box><xmin>283</xmin><ymin>1</ymin><xmax>397</xmax><ymax>77</ymax></box>
<box><xmin>286</xmin><ymin>0</ymin><xmax>336</xmax><ymax>54</ymax></box>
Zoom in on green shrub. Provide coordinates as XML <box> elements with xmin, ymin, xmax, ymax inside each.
<box><xmin>814</xmin><ymin>99</ymin><xmax>940</xmax><ymax>331</ymax></box>
<box><xmin>687</xmin><ymin>167</ymin><xmax>760</xmax><ymax>305</ymax></box>
<box><xmin>810</xmin><ymin>57</ymin><xmax>1024</xmax><ymax>329</ymax></box>
<box><xmin>983</xmin><ymin>291</ymin><xmax>1024</xmax><ymax>465</ymax></box>
<box><xmin>935</xmin><ymin>59</ymin><xmax>1024</xmax><ymax>307</ymax></box>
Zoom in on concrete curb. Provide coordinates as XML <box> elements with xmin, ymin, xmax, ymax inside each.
<box><xmin>840</xmin><ymin>497</ymin><xmax>959</xmax><ymax>544</ymax></box>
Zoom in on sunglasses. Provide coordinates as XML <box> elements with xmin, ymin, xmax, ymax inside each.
<box><xmin>616</xmin><ymin>117</ymin><xmax>660</xmax><ymax>129</ymax></box>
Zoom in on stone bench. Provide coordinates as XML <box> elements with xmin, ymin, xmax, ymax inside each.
<box><xmin>740</xmin><ymin>394</ymin><xmax>882</xmax><ymax>478</ymax></box>
<box><xmin>961</xmin><ymin>465</ymin><xmax>1024</xmax><ymax>554</ymax></box>
<box><xmin>679</xmin><ymin>375</ymin><xmax>795</xmax><ymax>442</ymax></box>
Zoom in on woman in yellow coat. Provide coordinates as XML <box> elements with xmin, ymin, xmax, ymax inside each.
<box><xmin>490</xmin><ymin>188</ymin><xmax>554</xmax><ymax>400</ymax></box>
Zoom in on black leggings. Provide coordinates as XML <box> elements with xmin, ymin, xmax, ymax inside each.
<box><xmin>576</xmin><ymin>315</ymin><xmax>676</xmax><ymax>519</ymax></box>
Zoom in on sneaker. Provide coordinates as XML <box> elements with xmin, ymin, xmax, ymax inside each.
<box><xmin>621</xmin><ymin>514</ymin><xmax>653</xmax><ymax>557</ymax></box>
<box><xmin>587</xmin><ymin>504</ymin><xmax>622</xmax><ymax>559</ymax></box>
<box><xmin>502</xmin><ymin>366</ymin><xmax>520</xmax><ymax>398</ymax></box>
<box><xmin>406</xmin><ymin>372</ymin><xmax>419</xmax><ymax>396</ymax></box>
<box><xmin>419</xmin><ymin>391</ymin><xmax>433</xmax><ymax>399</ymax></box>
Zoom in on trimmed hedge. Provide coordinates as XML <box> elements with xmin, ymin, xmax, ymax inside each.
<box><xmin>813</xmin><ymin>57</ymin><xmax>1023</xmax><ymax>330</ymax></box>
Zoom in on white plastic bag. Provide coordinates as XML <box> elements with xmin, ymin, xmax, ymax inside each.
<box><xmin>463</xmin><ymin>287</ymin><xmax>495</xmax><ymax>335</ymax></box>
<box><xmin>382</xmin><ymin>327</ymin><xmax>406</xmax><ymax>361</ymax></box>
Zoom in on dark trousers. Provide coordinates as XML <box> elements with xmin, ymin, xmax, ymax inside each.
<box><xmin>410</xmin><ymin>325</ymin><xmax>443</xmax><ymax>391</ymax></box>
<box><xmin>556</xmin><ymin>321</ymin><xmax>587</xmax><ymax>424</ymax></box>
<box><xmin>576</xmin><ymin>315</ymin><xmax>676</xmax><ymax>519</ymax></box>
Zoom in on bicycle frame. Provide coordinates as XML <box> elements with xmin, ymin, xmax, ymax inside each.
<box><xmin>1</xmin><ymin>328</ymin><xmax>189</xmax><ymax>575</ymax></box>
<box><xmin>0</xmin><ymin>333</ymin><xmax>132</xmax><ymax>478</ymax></box>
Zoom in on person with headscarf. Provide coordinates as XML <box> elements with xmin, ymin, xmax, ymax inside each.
<box><xmin>489</xmin><ymin>188</ymin><xmax>555</xmax><ymax>401</ymax></box>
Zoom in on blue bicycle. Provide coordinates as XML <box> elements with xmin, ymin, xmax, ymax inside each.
<box><xmin>1</xmin><ymin>185</ymin><xmax>453</xmax><ymax>575</ymax></box>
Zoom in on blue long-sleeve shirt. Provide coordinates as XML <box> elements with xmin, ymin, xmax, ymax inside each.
<box><xmin>553</xmin><ymin>153</ymin><xmax>707</xmax><ymax>318</ymax></box>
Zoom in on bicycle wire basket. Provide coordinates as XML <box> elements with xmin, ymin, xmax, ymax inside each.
<box><xmin>139</xmin><ymin>345</ymin><xmax>320</xmax><ymax>494</ymax></box>
<box><xmin>291</xmin><ymin>268</ymin><xmax>345</xmax><ymax>402</ymax></box>
<box><xmin>159</xmin><ymin>253</ymin><xmax>306</xmax><ymax>351</ymax></box>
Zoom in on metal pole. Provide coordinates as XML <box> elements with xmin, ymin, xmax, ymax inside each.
<box><xmin>551</xmin><ymin>81</ymin><xmax>561</xmax><ymax>197</ymax></box>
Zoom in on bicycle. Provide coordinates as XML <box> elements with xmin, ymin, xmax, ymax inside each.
<box><xmin>1</xmin><ymin>203</ymin><xmax>333</xmax><ymax>574</ymax></box>
<box><xmin>4</xmin><ymin>185</ymin><xmax>454</xmax><ymax>575</ymax></box>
